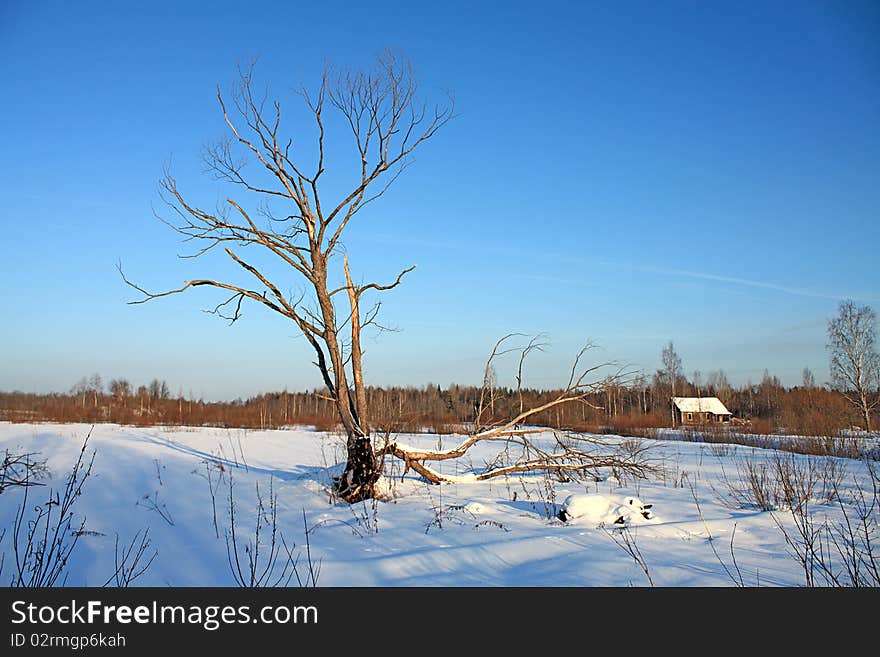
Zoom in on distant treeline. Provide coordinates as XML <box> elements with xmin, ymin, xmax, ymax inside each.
<box><xmin>0</xmin><ymin>369</ymin><xmax>869</xmax><ymax>438</ymax></box>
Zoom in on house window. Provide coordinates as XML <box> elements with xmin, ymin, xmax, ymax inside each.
<box><xmin>687</xmin><ymin>413</ymin><xmax>693</xmax><ymax>421</ymax></box>
<box><xmin>706</xmin><ymin>413</ymin><xmax>712</xmax><ymax>421</ymax></box>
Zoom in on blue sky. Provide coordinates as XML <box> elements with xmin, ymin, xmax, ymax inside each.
<box><xmin>1</xmin><ymin>1</ymin><xmax>878</xmax><ymax>400</ymax></box>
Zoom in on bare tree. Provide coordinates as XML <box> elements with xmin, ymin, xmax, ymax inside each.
<box><xmin>802</xmin><ymin>367</ymin><xmax>815</xmax><ymax>390</ymax></box>
<box><xmin>661</xmin><ymin>341</ymin><xmax>682</xmax><ymax>425</ymax></box>
<box><xmin>136</xmin><ymin>385</ymin><xmax>149</xmax><ymax>414</ymax></box>
<box><xmin>380</xmin><ymin>336</ymin><xmax>654</xmax><ymax>485</ymax></box>
<box><xmin>122</xmin><ymin>54</ymin><xmax>453</xmax><ymax>501</ymax></box>
<box><xmin>71</xmin><ymin>374</ymin><xmax>103</xmax><ymax>409</ymax></box>
<box><xmin>121</xmin><ymin>55</ymin><xmax>649</xmax><ymax>500</ymax></box>
<box><xmin>707</xmin><ymin>369</ymin><xmax>731</xmax><ymax>398</ymax></box>
<box><xmin>71</xmin><ymin>376</ymin><xmax>89</xmax><ymax>409</ymax></box>
<box><xmin>148</xmin><ymin>379</ymin><xmax>170</xmax><ymax>402</ymax></box>
<box><xmin>88</xmin><ymin>373</ymin><xmax>103</xmax><ymax>407</ymax></box>
<box><xmin>108</xmin><ymin>378</ymin><xmax>132</xmax><ymax>404</ymax></box>
<box><xmin>827</xmin><ymin>300</ymin><xmax>879</xmax><ymax>432</ymax></box>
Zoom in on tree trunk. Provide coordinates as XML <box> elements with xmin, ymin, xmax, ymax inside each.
<box><xmin>312</xmin><ymin>260</ymin><xmax>380</xmax><ymax>502</ymax></box>
<box><xmin>338</xmin><ymin>434</ymin><xmax>379</xmax><ymax>502</ymax></box>
<box><xmin>344</xmin><ymin>256</ymin><xmax>369</xmax><ymax>433</ymax></box>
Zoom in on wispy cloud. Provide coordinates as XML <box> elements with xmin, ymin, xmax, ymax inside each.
<box><xmin>346</xmin><ymin>231</ymin><xmax>873</xmax><ymax>302</ymax></box>
<box><xmin>632</xmin><ymin>264</ymin><xmax>853</xmax><ymax>301</ymax></box>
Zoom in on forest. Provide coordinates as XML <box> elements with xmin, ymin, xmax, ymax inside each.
<box><xmin>0</xmin><ymin>364</ymin><xmax>864</xmax><ymax>441</ymax></box>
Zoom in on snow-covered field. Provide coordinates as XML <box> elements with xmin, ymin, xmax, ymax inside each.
<box><xmin>0</xmin><ymin>422</ymin><xmax>876</xmax><ymax>587</ymax></box>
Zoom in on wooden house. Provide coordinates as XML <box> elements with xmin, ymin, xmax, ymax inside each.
<box><xmin>671</xmin><ymin>397</ymin><xmax>732</xmax><ymax>426</ymax></box>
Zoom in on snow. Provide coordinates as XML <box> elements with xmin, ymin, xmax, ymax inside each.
<box><xmin>671</xmin><ymin>397</ymin><xmax>731</xmax><ymax>415</ymax></box>
<box><xmin>463</xmin><ymin>502</ymin><xmax>487</xmax><ymax>515</ymax></box>
<box><xmin>0</xmin><ymin>422</ymin><xmax>875</xmax><ymax>586</ymax></box>
<box><xmin>559</xmin><ymin>494</ymin><xmax>656</xmax><ymax>526</ymax></box>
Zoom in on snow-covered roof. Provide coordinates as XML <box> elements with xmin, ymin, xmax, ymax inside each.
<box><xmin>672</xmin><ymin>397</ymin><xmax>732</xmax><ymax>415</ymax></box>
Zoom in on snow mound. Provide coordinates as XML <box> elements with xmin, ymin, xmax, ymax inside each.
<box><xmin>373</xmin><ymin>476</ymin><xmax>395</xmax><ymax>500</ymax></box>
<box><xmin>558</xmin><ymin>494</ymin><xmax>656</xmax><ymax>526</ymax></box>
<box><xmin>463</xmin><ymin>502</ymin><xmax>487</xmax><ymax>515</ymax></box>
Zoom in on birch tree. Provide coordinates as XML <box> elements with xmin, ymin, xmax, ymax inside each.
<box><xmin>661</xmin><ymin>341</ymin><xmax>682</xmax><ymax>425</ymax></box>
<box><xmin>827</xmin><ymin>300</ymin><xmax>879</xmax><ymax>432</ymax></box>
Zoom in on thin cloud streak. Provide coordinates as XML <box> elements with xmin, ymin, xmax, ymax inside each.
<box><xmin>633</xmin><ymin>265</ymin><xmax>855</xmax><ymax>301</ymax></box>
<box><xmin>348</xmin><ymin>232</ymin><xmax>870</xmax><ymax>302</ymax></box>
